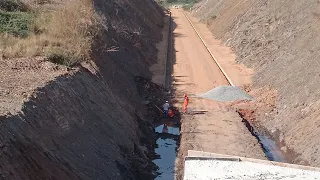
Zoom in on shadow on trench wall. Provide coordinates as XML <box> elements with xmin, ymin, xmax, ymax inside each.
<box><xmin>0</xmin><ymin>68</ymin><xmax>159</xmax><ymax>180</ymax></box>
<box><xmin>152</xmin><ymin>12</ymin><xmax>183</xmax><ymax>179</ymax></box>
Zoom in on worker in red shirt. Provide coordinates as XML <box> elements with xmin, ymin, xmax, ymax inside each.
<box><xmin>183</xmin><ymin>94</ymin><xmax>189</xmax><ymax>113</ymax></box>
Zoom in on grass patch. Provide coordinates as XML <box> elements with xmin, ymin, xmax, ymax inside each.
<box><xmin>0</xmin><ymin>0</ymin><xmax>102</xmax><ymax>66</ymax></box>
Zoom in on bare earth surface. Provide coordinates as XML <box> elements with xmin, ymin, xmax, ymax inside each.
<box><xmin>169</xmin><ymin>9</ymin><xmax>266</xmax><ymax>180</ymax></box>
<box><xmin>192</xmin><ymin>0</ymin><xmax>320</xmax><ymax>166</ymax></box>
<box><xmin>0</xmin><ymin>0</ymin><xmax>165</xmax><ymax>179</ymax></box>
<box><xmin>185</xmin><ymin>12</ymin><xmax>254</xmax><ymax>88</ymax></box>
<box><xmin>0</xmin><ymin>57</ymin><xmax>68</xmax><ymax>116</ymax></box>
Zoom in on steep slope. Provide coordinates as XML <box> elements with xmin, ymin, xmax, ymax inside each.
<box><xmin>0</xmin><ymin>0</ymin><xmax>164</xmax><ymax>179</ymax></box>
<box><xmin>192</xmin><ymin>0</ymin><xmax>320</xmax><ymax>166</ymax></box>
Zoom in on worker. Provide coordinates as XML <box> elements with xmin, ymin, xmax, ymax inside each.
<box><xmin>168</xmin><ymin>109</ymin><xmax>174</xmax><ymax>118</ymax></box>
<box><xmin>163</xmin><ymin>101</ymin><xmax>170</xmax><ymax>118</ymax></box>
<box><xmin>183</xmin><ymin>94</ymin><xmax>189</xmax><ymax>113</ymax></box>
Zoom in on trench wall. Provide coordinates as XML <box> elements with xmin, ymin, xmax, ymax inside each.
<box><xmin>0</xmin><ymin>0</ymin><xmax>164</xmax><ymax>179</ymax></box>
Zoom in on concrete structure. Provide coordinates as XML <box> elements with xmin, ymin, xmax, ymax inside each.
<box><xmin>184</xmin><ymin>150</ymin><xmax>320</xmax><ymax>180</ymax></box>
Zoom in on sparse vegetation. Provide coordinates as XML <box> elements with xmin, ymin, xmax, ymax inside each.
<box><xmin>157</xmin><ymin>0</ymin><xmax>198</xmax><ymax>9</ymax></box>
<box><xmin>0</xmin><ymin>11</ymin><xmax>33</xmax><ymax>37</ymax></box>
<box><xmin>41</xmin><ymin>1</ymin><xmax>102</xmax><ymax>66</ymax></box>
<box><xmin>0</xmin><ymin>0</ymin><xmax>102</xmax><ymax>66</ymax></box>
<box><xmin>0</xmin><ymin>0</ymin><xmax>29</xmax><ymax>12</ymax></box>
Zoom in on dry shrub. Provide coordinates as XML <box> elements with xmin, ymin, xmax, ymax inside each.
<box><xmin>43</xmin><ymin>0</ymin><xmax>102</xmax><ymax>65</ymax></box>
<box><xmin>0</xmin><ymin>0</ymin><xmax>102</xmax><ymax>66</ymax></box>
<box><xmin>0</xmin><ymin>33</ymin><xmax>45</xmax><ymax>57</ymax></box>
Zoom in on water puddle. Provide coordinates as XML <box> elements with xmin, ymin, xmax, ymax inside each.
<box><xmin>258</xmin><ymin>133</ymin><xmax>285</xmax><ymax>162</ymax></box>
<box><xmin>153</xmin><ymin>121</ymin><xmax>180</xmax><ymax>180</ymax></box>
<box><xmin>241</xmin><ymin>117</ymin><xmax>286</xmax><ymax>162</ymax></box>
<box><xmin>155</xmin><ymin>124</ymin><xmax>180</xmax><ymax>135</ymax></box>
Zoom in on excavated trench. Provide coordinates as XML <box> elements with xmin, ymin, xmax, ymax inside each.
<box><xmin>153</xmin><ymin>118</ymin><xmax>180</xmax><ymax>180</ymax></box>
<box><xmin>150</xmin><ymin>6</ymin><xmax>286</xmax><ymax>179</ymax></box>
<box><xmin>135</xmin><ymin>76</ymin><xmax>181</xmax><ymax>180</ymax></box>
<box><xmin>179</xmin><ymin>6</ymin><xmax>286</xmax><ymax>164</ymax></box>
<box><xmin>0</xmin><ymin>0</ymin><xmax>167</xmax><ymax>178</ymax></box>
<box><xmin>238</xmin><ymin>112</ymin><xmax>286</xmax><ymax>162</ymax></box>
<box><xmin>151</xmin><ymin>102</ymin><xmax>286</xmax><ymax>179</ymax></box>
<box><xmin>152</xmin><ymin>102</ymin><xmax>286</xmax><ymax>179</ymax></box>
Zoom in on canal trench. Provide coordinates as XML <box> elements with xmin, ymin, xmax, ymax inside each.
<box><xmin>239</xmin><ymin>113</ymin><xmax>286</xmax><ymax>162</ymax></box>
<box><xmin>153</xmin><ymin>118</ymin><xmax>180</xmax><ymax>180</ymax></box>
<box><xmin>152</xmin><ymin>111</ymin><xmax>287</xmax><ymax>180</ymax></box>
<box><xmin>150</xmin><ymin>12</ymin><xmax>286</xmax><ymax>178</ymax></box>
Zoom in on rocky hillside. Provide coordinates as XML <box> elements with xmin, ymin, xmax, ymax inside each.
<box><xmin>192</xmin><ymin>0</ymin><xmax>320</xmax><ymax>166</ymax></box>
<box><xmin>0</xmin><ymin>0</ymin><xmax>164</xmax><ymax>179</ymax></box>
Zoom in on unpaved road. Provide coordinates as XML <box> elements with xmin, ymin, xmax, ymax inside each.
<box><xmin>170</xmin><ymin>9</ymin><xmax>266</xmax><ymax>179</ymax></box>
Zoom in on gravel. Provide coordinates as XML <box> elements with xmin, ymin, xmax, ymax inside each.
<box><xmin>199</xmin><ymin>86</ymin><xmax>253</xmax><ymax>102</ymax></box>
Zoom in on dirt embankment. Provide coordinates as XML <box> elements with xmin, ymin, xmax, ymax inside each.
<box><xmin>192</xmin><ymin>0</ymin><xmax>320</xmax><ymax>166</ymax></box>
<box><xmin>0</xmin><ymin>0</ymin><xmax>164</xmax><ymax>179</ymax></box>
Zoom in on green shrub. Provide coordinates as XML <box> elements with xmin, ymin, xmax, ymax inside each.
<box><xmin>0</xmin><ymin>11</ymin><xmax>33</xmax><ymax>37</ymax></box>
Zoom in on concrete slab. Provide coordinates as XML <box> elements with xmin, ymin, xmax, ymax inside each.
<box><xmin>187</xmin><ymin>150</ymin><xmax>320</xmax><ymax>171</ymax></box>
<box><xmin>184</xmin><ymin>151</ymin><xmax>320</xmax><ymax>180</ymax></box>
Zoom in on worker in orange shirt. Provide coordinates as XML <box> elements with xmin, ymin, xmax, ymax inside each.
<box><xmin>183</xmin><ymin>94</ymin><xmax>189</xmax><ymax>113</ymax></box>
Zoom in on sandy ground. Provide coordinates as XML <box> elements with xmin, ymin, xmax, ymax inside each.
<box><xmin>184</xmin><ymin>12</ymin><xmax>254</xmax><ymax>88</ymax></box>
<box><xmin>168</xmin><ymin>9</ymin><xmax>266</xmax><ymax>180</ymax></box>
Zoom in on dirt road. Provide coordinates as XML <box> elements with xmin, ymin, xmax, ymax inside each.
<box><xmin>170</xmin><ymin>9</ymin><xmax>266</xmax><ymax>179</ymax></box>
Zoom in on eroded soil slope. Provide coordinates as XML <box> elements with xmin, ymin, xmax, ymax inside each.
<box><xmin>193</xmin><ymin>0</ymin><xmax>320</xmax><ymax>166</ymax></box>
<box><xmin>0</xmin><ymin>0</ymin><xmax>164</xmax><ymax>179</ymax></box>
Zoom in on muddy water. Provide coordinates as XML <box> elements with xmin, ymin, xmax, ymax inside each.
<box><xmin>242</xmin><ymin>119</ymin><xmax>286</xmax><ymax>162</ymax></box>
<box><xmin>153</xmin><ymin>121</ymin><xmax>180</xmax><ymax>180</ymax></box>
<box><xmin>152</xmin><ymin>113</ymin><xmax>285</xmax><ymax>180</ymax></box>
<box><xmin>258</xmin><ymin>134</ymin><xmax>286</xmax><ymax>162</ymax></box>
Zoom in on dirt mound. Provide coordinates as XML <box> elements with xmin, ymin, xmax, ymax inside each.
<box><xmin>193</xmin><ymin>0</ymin><xmax>320</xmax><ymax>166</ymax></box>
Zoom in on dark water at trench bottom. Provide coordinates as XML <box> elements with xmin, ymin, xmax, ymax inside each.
<box><xmin>242</xmin><ymin>119</ymin><xmax>286</xmax><ymax>162</ymax></box>
<box><xmin>257</xmin><ymin>133</ymin><xmax>286</xmax><ymax>162</ymax></box>
<box><xmin>153</xmin><ymin>120</ymin><xmax>180</xmax><ymax>180</ymax></box>
<box><xmin>152</xmin><ymin>117</ymin><xmax>285</xmax><ymax>179</ymax></box>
